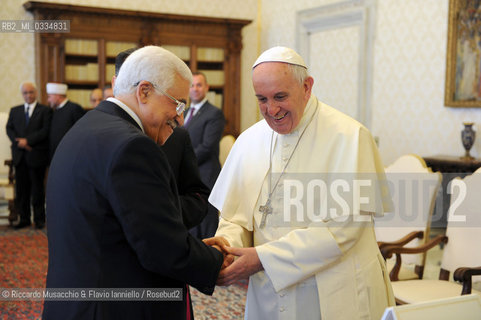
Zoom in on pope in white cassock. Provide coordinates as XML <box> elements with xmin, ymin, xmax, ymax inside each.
<box><xmin>205</xmin><ymin>46</ymin><xmax>395</xmax><ymax>320</ymax></box>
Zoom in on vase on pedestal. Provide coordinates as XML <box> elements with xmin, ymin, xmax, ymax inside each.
<box><xmin>461</xmin><ymin>122</ymin><xmax>476</xmax><ymax>160</ymax></box>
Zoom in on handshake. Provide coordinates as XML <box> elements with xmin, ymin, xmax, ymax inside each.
<box><xmin>203</xmin><ymin>237</ymin><xmax>263</xmax><ymax>286</ymax></box>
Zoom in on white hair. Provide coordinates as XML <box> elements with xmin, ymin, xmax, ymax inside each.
<box><xmin>114</xmin><ymin>45</ymin><xmax>192</xmax><ymax>96</ymax></box>
<box><xmin>287</xmin><ymin>64</ymin><xmax>310</xmax><ymax>85</ymax></box>
<box><xmin>19</xmin><ymin>81</ymin><xmax>36</xmax><ymax>91</ymax></box>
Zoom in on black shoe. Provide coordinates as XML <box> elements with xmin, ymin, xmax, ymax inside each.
<box><xmin>14</xmin><ymin>221</ymin><xmax>32</xmax><ymax>229</ymax></box>
<box><xmin>35</xmin><ymin>222</ymin><xmax>45</xmax><ymax>229</ymax></box>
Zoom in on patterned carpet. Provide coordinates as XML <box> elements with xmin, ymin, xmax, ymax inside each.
<box><xmin>0</xmin><ymin>225</ymin><xmax>247</xmax><ymax>319</ymax></box>
<box><xmin>191</xmin><ymin>280</ymin><xmax>247</xmax><ymax>319</ymax></box>
<box><xmin>0</xmin><ymin>227</ymin><xmax>48</xmax><ymax>320</ymax></box>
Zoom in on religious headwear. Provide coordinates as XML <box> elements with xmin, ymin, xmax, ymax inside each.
<box><xmin>252</xmin><ymin>46</ymin><xmax>307</xmax><ymax>69</ymax></box>
<box><xmin>46</xmin><ymin>83</ymin><xmax>68</xmax><ymax>95</ymax></box>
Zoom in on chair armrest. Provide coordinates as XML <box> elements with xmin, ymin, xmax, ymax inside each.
<box><xmin>381</xmin><ymin>235</ymin><xmax>448</xmax><ymax>258</ymax></box>
<box><xmin>4</xmin><ymin>159</ymin><xmax>13</xmax><ymax>184</ymax></box>
<box><xmin>382</xmin><ymin>235</ymin><xmax>448</xmax><ymax>281</ymax></box>
<box><xmin>378</xmin><ymin>231</ymin><xmax>424</xmax><ymax>250</ymax></box>
<box><xmin>454</xmin><ymin>266</ymin><xmax>481</xmax><ymax>295</ymax></box>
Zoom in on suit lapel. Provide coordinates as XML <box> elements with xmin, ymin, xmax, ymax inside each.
<box><xmin>185</xmin><ymin>101</ymin><xmax>208</xmax><ymax>128</ymax></box>
<box><xmin>28</xmin><ymin>104</ymin><xmax>41</xmax><ymax>126</ymax></box>
<box><xmin>16</xmin><ymin>105</ymin><xmax>29</xmax><ymax>131</ymax></box>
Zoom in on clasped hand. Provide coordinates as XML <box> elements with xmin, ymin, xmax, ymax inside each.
<box><xmin>203</xmin><ymin>237</ymin><xmax>263</xmax><ymax>286</ymax></box>
<box><xmin>15</xmin><ymin>138</ymin><xmax>32</xmax><ymax>151</ymax></box>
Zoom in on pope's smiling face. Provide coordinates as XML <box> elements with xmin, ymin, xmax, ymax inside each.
<box><xmin>252</xmin><ymin>62</ymin><xmax>313</xmax><ymax>134</ymax></box>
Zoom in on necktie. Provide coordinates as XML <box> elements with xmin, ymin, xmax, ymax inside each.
<box><xmin>186</xmin><ymin>284</ymin><xmax>191</xmax><ymax>320</ymax></box>
<box><xmin>25</xmin><ymin>106</ymin><xmax>30</xmax><ymax>125</ymax></box>
<box><xmin>184</xmin><ymin>107</ymin><xmax>195</xmax><ymax>126</ymax></box>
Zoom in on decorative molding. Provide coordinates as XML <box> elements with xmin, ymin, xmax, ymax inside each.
<box><xmin>296</xmin><ymin>0</ymin><xmax>376</xmax><ymax>128</ymax></box>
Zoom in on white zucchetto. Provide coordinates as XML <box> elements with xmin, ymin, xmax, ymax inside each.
<box><xmin>252</xmin><ymin>46</ymin><xmax>307</xmax><ymax>69</ymax></box>
<box><xmin>46</xmin><ymin>83</ymin><xmax>68</xmax><ymax>95</ymax></box>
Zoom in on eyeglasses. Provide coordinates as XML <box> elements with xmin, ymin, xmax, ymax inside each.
<box><xmin>134</xmin><ymin>81</ymin><xmax>186</xmax><ymax>116</ymax></box>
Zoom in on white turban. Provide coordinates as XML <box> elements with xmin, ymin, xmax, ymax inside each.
<box><xmin>46</xmin><ymin>83</ymin><xmax>68</xmax><ymax>95</ymax></box>
<box><xmin>252</xmin><ymin>46</ymin><xmax>307</xmax><ymax>69</ymax></box>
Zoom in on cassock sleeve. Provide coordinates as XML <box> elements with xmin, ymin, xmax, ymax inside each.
<box><xmin>216</xmin><ymin>217</ymin><xmax>253</xmax><ymax>248</ymax></box>
<box><xmin>256</xmin><ymin>217</ymin><xmax>370</xmax><ymax>292</ymax></box>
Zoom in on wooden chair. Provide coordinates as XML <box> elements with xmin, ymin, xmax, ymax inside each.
<box><xmin>382</xmin><ymin>168</ymin><xmax>481</xmax><ymax>304</ymax></box>
<box><xmin>375</xmin><ymin>154</ymin><xmax>442</xmax><ymax>280</ymax></box>
<box><xmin>219</xmin><ymin>134</ymin><xmax>235</xmax><ymax>167</ymax></box>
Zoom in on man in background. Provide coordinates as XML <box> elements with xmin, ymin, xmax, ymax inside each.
<box><xmin>89</xmin><ymin>88</ymin><xmax>103</xmax><ymax>108</ymax></box>
<box><xmin>46</xmin><ymin>82</ymin><xmax>85</xmax><ymax>161</ymax></box>
<box><xmin>103</xmin><ymin>85</ymin><xmax>114</xmax><ymax>100</ymax></box>
<box><xmin>6</xmin><ymin>82</ymin><xmax>51</xmax><ymax>229</ymax></box>
<box><xmin>184</xmin><ymin>72</ymin><xmax>225</xmax><ymax>238</ymax></box>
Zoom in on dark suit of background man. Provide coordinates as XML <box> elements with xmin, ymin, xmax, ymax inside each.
<box><xmin>46</xmin><ymin>82</ymin><xmax>85</xmax><ymax>162</ymax></box>
<box><xmin>6</xmin><ymin>82</ymin><xmax>52</xmax><ymax>229</ymax></box>
<box><xmin>43</xmin><ymin>45</ymin><xmax>224</xmax><ymax>320</ymax></box>
<box><xmin>184</xmin><ymin>72</ymin><xmax>225</xmax><ymax>239</ymax></box>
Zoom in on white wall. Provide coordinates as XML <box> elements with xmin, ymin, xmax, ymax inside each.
<box><xmin>259</xmin><ymin>0</ymin><xmax>481</xmax><ymax>165</ymax></box>
<box><xmin>1</xmin><ymin>0</ymin><xmax>36</xmax><ymax>111</ymax></box>
<box><xmin>0</xmin><ymin>0</ymin><xmax>259</xmax><ymax>132</ymax></box>
<box><xmin>3</xmin><ymin>0</ymin><xmax>481</xmax><ymax>164</ymax></box>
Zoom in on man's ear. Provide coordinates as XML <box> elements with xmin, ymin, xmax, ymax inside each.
<box><xmin>136</xmin><ymin>81</ymin><xmax>151</xmax><ymax>104</ymax></box>
<box><xmin>111</xmin><ymin>75</ymin><xmax>116</xmax><ymax>89</ymax></box>
<box><xmin>303</xmin><ymin>76</ymin><xmax>314</xmax><ymax>98</ymax></box>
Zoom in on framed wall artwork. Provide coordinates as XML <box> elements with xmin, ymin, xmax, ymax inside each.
<box><xmin>445</xmin><ymin>0</ymin><xmax>481</xmax><ymax>108</ymax></box>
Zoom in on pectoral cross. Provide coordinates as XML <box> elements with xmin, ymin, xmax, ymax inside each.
<box><xmin>258</xmin><ymin>199</ymin><xmax>272</xmax><ymax>228</ymax></box>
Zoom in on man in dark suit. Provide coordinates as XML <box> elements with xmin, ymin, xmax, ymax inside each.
<box><xmin>6</xmin><ymin>82</ymin><xmax>52</xmax><ymax>229</ymax></box>
<box><xmin>46</xmin><ymin>82</ymin><xmax>86</xmax><ymax>161</ymax></box>
<box><xmin>43</xmin><ymin>46</ymin><xmax>224</xmax><ymax>320</ymax></box>
<box><xmin>162</xmin><ymin>127</ymin><xmax>210</xmax><ymax>228</ymax></box>
<box><xmin>184</xmin><ymin>72</ymin><xmax>225</xmax><ymax>239</ymax></box>
<box><xmin>113</xmin><ymin>47</ymin><xmax>210</xmax><ymax>230</ymax></box>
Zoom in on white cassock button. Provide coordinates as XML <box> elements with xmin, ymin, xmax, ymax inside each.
<box><xmin>283</xmin><ymin>142</ymin><xmax>289</xmax><ymax>148</ymax></box>
<box><xmin>282</xmin><ymin>157</ymin><xmax>288</xmax><ymax>162</ymax></box>
<box><xmin>279</xmin><ymin>292</ymin><xmax>286</xmax><ymax>297</ymax></box>
<box><xmin>280</xmin><ymin>307</ymin><xmax>285</xmax><ymax>312</ymax></box>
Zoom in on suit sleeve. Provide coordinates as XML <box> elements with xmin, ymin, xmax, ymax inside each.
<box><xmin>178</xmin><ymin>132</ymin><xmax>210</xmax><ymax>229</ymax></box>
<box><xmin>194</xmin><ymin>108</ymin><xmax>225</xmax><ymax>164</ymax></box>
<box><xmin>106</xmin><ymin>136</ymin><xmax>223</xmax><ymax>294</ymax></box>
<box><xmin>6</xmin><ymin>108</ymin><xmax>18</xmax><ymax>144</ymax></box>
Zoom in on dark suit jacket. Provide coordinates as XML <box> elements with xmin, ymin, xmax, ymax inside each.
<box><xmin>184</xmin><ymin>101</ymin><xmax>225</xmax><ymax>189</ymax></box>
<box><xmin>43</xmin><ymin>101</ymin><xmax>223</xmax><ymax>320</ymax></box>
<box><xmin>161</xmin><ymin>127</ymin><xmax>210</xmax><ymax>229</ymax></box>
<box><xmin>49</xmin><ymin>100</ymin><xmax>85</xmax><ymax>161</ymax></box>
<box><xmin>6</xmin><ymin>102</ymin><xmax>52</xmax><ymax>167</ymax></box>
